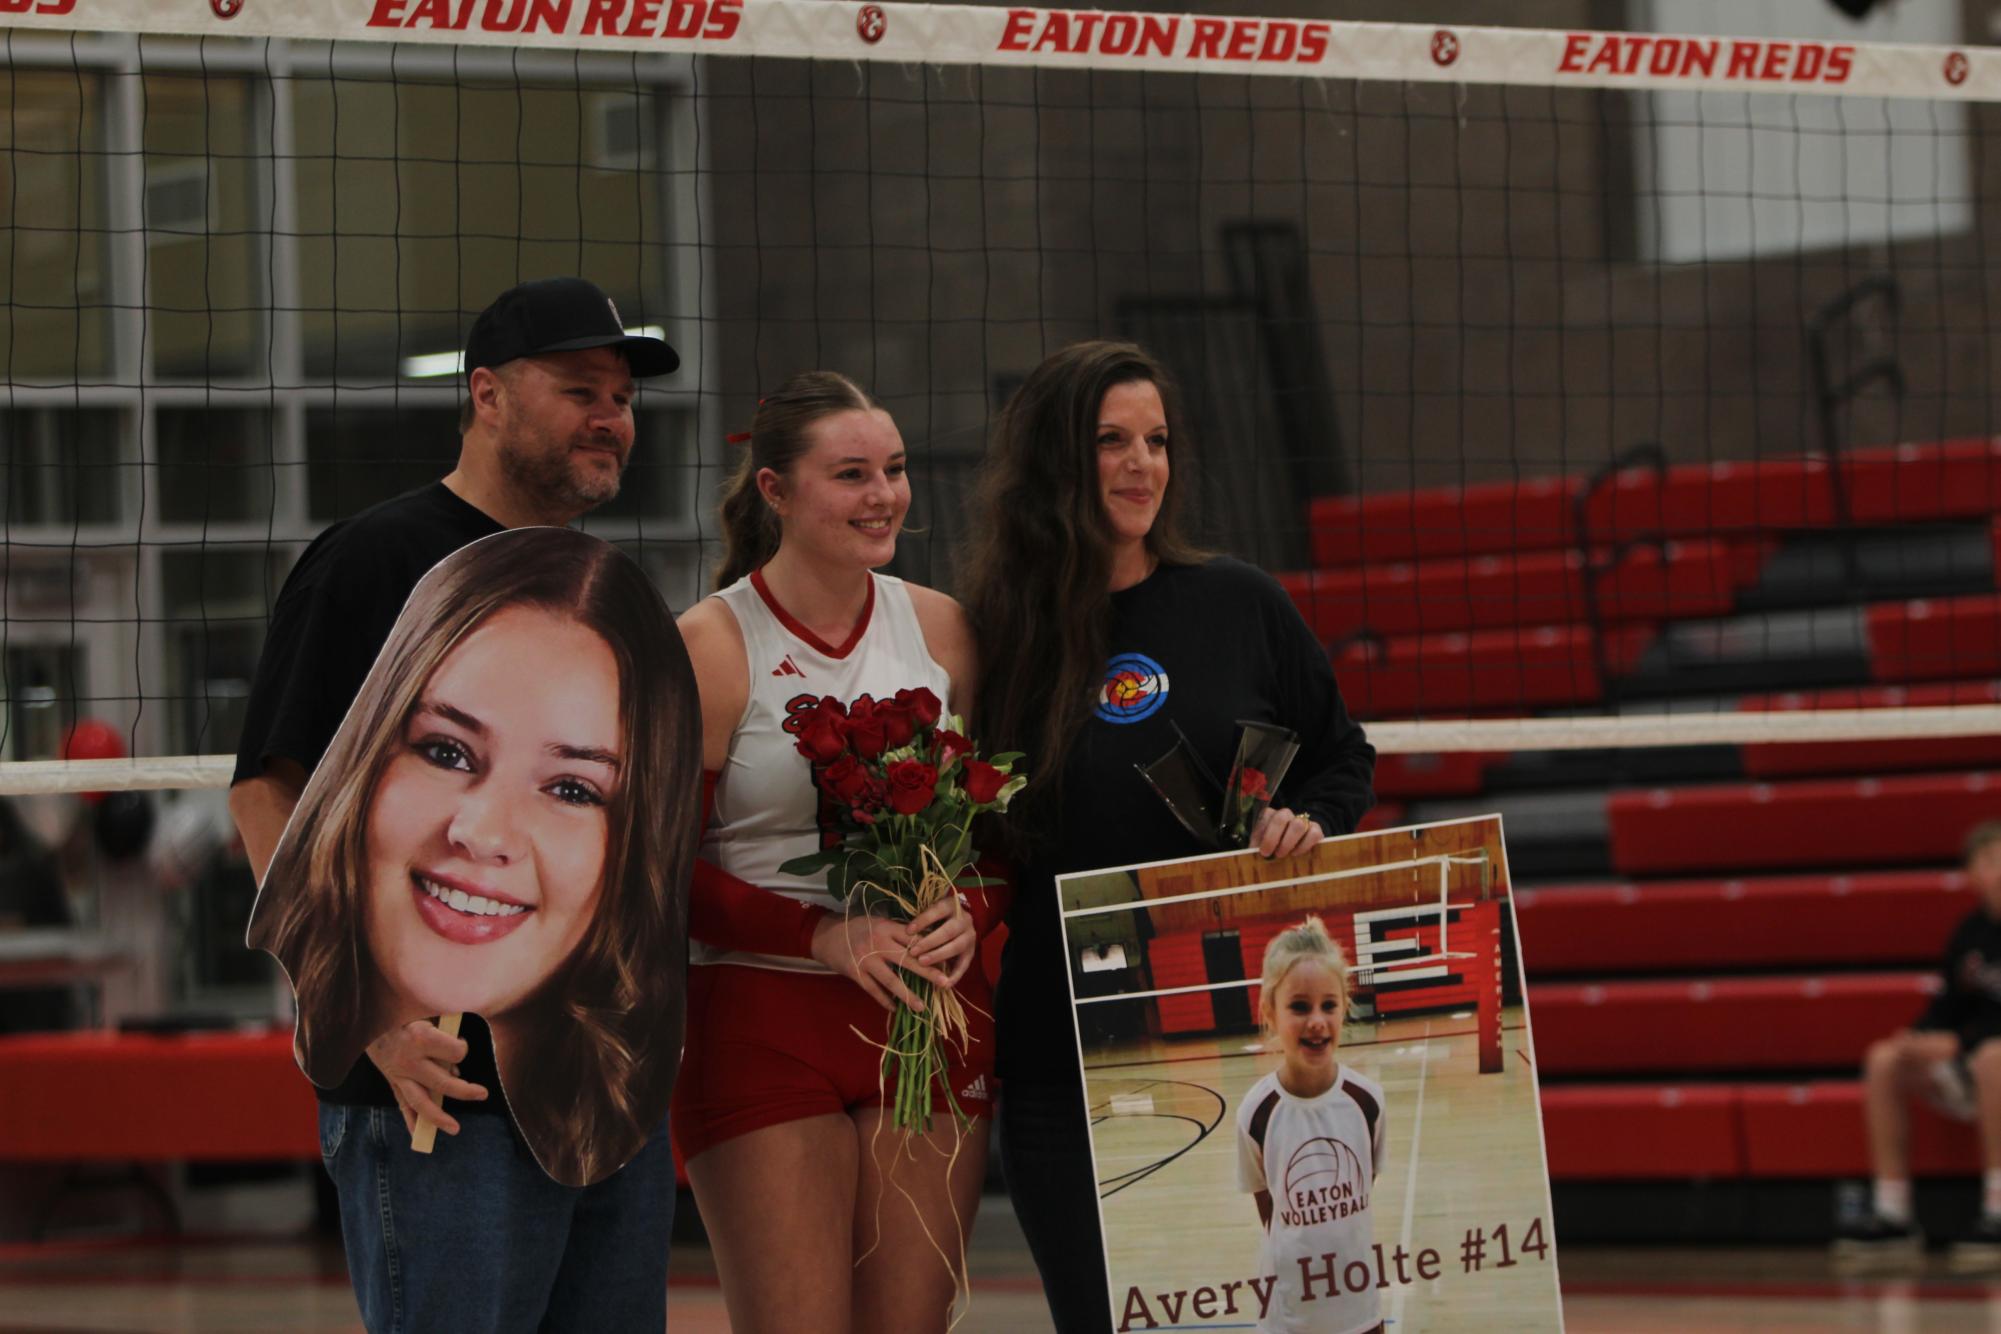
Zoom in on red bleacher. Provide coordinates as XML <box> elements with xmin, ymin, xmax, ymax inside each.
<box><xmin>1373</xmin><ymin>752</ymin><xmax>1499</xmax><ymax>800</ymax></box>
<box><xmin>1741</xmin><ymin>1082</ymin><xmax>1981</xmax><ymax>1178</ymax></box>
<box><xmin>1530</xmin><ymin>973</ymin><xmax>1934</xmax><ymax>1076</ymax></box>
<box><xmin>1335</xmin><ymin>623</ymin><xmax>1655</xmax><ymax>718</ymax></box>
<box><xmin>1544</xmin><ymin>1082</ymin><xmax>1982</xmax><ymax>1180</ymax></box>
<box><xmin>1311</xmin><ymin>437</ymin><xmax>2001</xmax><ymax>568</ymax></box>
<box><xmin>1606</xmin><ymin>772</ymin><xmax>2001</xmax><ymax>875</ymax></box>
<box><xmin>1738</xmin><ymin>683</ymin><xmax>2001</xmax><ymax>778</ymax></box>
<box><xmin>1540</xmin><ymin>1085</ymin><xmax>1743</xmax><ymax>1180</ymax></box>
<box><xmin>1868</xmin><ymin>595</ymin><xmax>2001</xmax><ymax>684</ymax></box>
<box><xmin>1516</xmin><ymin>871</ymin><xmax>1972</xmax><ymax>974</ymax></box>
<box><xmin>1304</xmin><ymin>439</ymin><xmax>2001</xmax><ymax>1200</ymax></box>
<box><xmin>1279</xmin><ymin>538</ymin><xmax>1765</xmax><ymax>644</ymax></box>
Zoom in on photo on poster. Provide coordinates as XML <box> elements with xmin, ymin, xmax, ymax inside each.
<box><xmin>1057</xmin><ymin>814</ymin><xmax>1561</xmax><ymax>1333</ymax></box>
<box><xmin>246</xmin><ymin>526</ymin><xmax>700</xmax><ymax>1188</ymax></box>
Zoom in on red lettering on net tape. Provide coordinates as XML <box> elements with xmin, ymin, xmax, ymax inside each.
<box><xmin>0</xmin><ymin>1</ymin><xmax>1995</xmax><ymax>101</ymax></box>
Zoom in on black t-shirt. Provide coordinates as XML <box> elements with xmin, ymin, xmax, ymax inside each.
<box><xmin>235</xmin><ymin>481</ymin><xmax>506</xmax><ymax>1109</ymax></box>
<box><xmin>994</xmin><ymin>557</ymin><xmax>1377</xmax><ymax>1085</ymax></box>
<box><xmin>1914</xmin><ymin>907</ymin><xmax>2001</xmax><ymax>1050</ymax></box>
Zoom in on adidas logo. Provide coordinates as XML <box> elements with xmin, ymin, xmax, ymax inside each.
<box><xmin>772</xmin><ymin>655</ymin><xmax>804</xmax><ymax>678</ymax></box>
<box><xmin>959</xmin><ymin>1075</ymin><xmax>989</xmax><ymax>1102</ymax></box>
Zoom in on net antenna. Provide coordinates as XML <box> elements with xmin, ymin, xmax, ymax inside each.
<box><xmin>1352</xmin><ymin>850</ymin><xmax>1490</xmax><ymax>988</ymax></box>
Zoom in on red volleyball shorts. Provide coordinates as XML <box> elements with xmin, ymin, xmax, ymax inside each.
<box><xmin>672</xmin><ymin>961</ymin><xmax>997</xmax><ymax>1161</ymax></box>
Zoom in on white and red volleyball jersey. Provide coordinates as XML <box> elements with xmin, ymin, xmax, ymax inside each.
<box><xmin>694</xmin><ymin>568</ymin><xmax>951</xmax><ymax>972</ymax></box>
<box><xmin>1236</xmin><ymin>1065</ymin><xmax>1389</xmax><ymax>1334</ymax></box>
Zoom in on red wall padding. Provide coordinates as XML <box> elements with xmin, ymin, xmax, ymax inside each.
<box><xmin>1148</xmin><ymin>932</ymin><xmax>1215</xmax><ymax>1033</ymax></box>
<box><xmin>0</xmin><ymin>1032</ymin><xmax>319</xmax><ymax>1161</ymax></box>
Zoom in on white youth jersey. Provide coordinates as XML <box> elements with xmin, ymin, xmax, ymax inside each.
<box><xmin>694</xmin><ymin>569</ymin><xmax>951</xmax><ymax>972</ymax></box>
<box><xmin>1236</xmin><ymin>1065</ymin><xmax>1389</xmax><ymax>1334</ymax></box>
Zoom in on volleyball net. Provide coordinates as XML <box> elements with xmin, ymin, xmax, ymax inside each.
<box><xmin>4</xmin><ymin>0</ymin><xmax>2001</xmax><ymax>790</ymax></box>
<box><xmin>1060</xmin><ymin>836</ymin><xmax>1509</xmax><ymax>1074</ymax></box>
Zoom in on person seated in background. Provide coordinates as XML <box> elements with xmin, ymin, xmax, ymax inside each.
<box><xmin>1837</xmin><ymin>819</ymin><xmax>2001</xmax><ymax>1270</ymax></box>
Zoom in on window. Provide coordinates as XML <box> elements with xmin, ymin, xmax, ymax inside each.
<box><xmin>0</xmin><ymin>409</ymin><xmax>125</xmax><ymax>526</ymax></box>
<box><xmin>3</xmin><ymin>645</ymin><xmax>80</xmax><ymax>763</ymax></box>
<box><xmin>1629</xmin><ymin>0</ymin><xmax>1970</xmax><ymax>263</ymax></box>
<box><xmin>304</xmin><ymin>405</ymin><xmax>459</xmax><ymax>521</ymax></box>
<box><xmin>144</xmin><ymin>74</ymin><xmax>265</xmax><ymax>378</ymax></box>
<box><xmin>0</xmin><ymin>69</ymin><xmax>111</xmax><ymax>381</ymax></box>
<box><xmin>161</xmin><ymin>547</ymin><xmax>286</xmax><ymax>756</ymax></box>
<box><xmin>156</xmin><ymin>408</ymin><xmax>276</xmax><ymax>524</ymax></box>
<box><xmin>291</xmin><ymin>77</ymin><xmax>670</xmax><ymax>383</ymax></box>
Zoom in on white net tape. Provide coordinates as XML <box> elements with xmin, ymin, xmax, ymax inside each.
<box><xmin>16</xmin><ymin>706</ymin><xmax>1995</xmax><ymax>797</ymax></box>
<box><xmin>1066</xmin><ymin>850</ymin><xmax>1489</xmax><ymax>1005</ymax></box>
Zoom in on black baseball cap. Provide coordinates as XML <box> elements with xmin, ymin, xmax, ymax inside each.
<box><xmin>465</xmin><ymin>276</ymin><xmax>679</xmax><ymax>377</ymax></box>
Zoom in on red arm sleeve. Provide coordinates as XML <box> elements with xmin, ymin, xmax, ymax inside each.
<box><xmin>959</xmin><ymin>855</ymin><xmax>1016</xmax><ymax>937</ymax></box>
<box><xmin>685</xmin><ymin>769</ymin><xmax>831</xmax><ymax>959</ymax></box>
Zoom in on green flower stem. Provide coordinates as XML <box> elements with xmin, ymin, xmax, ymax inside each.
<box><xmin>884</xmin><ymin>969</ymin><xmax>967</xmax><ymax>1133</ymax></box>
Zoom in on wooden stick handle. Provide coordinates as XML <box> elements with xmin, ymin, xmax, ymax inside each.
<box><xmin>409</xmin><ymin>1012</ymin><xmax>464</xmax><ymax>1155</ymax></box>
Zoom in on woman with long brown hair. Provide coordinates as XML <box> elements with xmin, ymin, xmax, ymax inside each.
<box><xmin>960</xmin><ymin>340</ymin><xmax>1377</xmax><ymax>1333</ymax></box>
<box><xmin>673</xmin><ymin>370</ymin><xmax>1001</xmax><ymax>1332</ymax></box>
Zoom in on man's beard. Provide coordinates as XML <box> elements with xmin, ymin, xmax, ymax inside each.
<box><xmin>497</xmin><ymin>428</ymin><xmax>626</xmax><ymax>514</ymax></box>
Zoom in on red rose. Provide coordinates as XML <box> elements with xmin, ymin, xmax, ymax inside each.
<box><xmin>794</xmin><ymin>709</ymin><xmax>849</xmax><ymax>763</ymax></box>
<box><xmin>897</xmin><ymin>686</ymin><xmax>943</xmax><ymax>728</ymax></box>
<box><xmin>1240</xmin><ymin>767</ymin><xmax>1270</xmax><ymax>801</ymax></box>
<box><xmin>818</xmin><ymin>753</ymin><xmax>869</xmax><ymax>804</ymax></box>
<box><xmin>886</xmin><ymin>759</ymin><xmax>938</xmax><ymax>816</ymax></box>
<box><xmin>879</xmin><ymin>701</ymin><xmax>916</xmax><ymax>749</ymax></box>
<box><xmin>848</xmin><ymin>712</ymin><xmax>889</xmax><ymax>759</ymax></box>
<box><xmin>859</xmin><ymin>776</ymin><xmax>887</xmax><ymax>813</ymax></box>
<box><xmin>962</xmin><ymin>758</ymin><xmax>1007</xmax><ymax>804</ymax></box>
<box><xmin>934</xmin><ymin>728</ymin><xmax>972</xmax><ymax>765</ymax></box>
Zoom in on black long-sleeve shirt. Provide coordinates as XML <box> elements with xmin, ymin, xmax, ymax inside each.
<box><xmin>1914</xmin><ymin>908</ymin><xmax>2001</xmax><ymax>1049</ymax></box>
<box><xmin>995</xmin><ymin>557</ymin><xmax>1376</xmax><ymax>1084</ymax></box>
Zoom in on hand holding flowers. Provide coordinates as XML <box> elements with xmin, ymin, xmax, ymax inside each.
<box><xmin>778</xmin><ymin>686</ymin><xmax>1025</xmax><ymax>1131</ymax></box>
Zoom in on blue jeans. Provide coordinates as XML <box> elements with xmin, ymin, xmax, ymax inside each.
<box><xmin>319</xmin><ymin>1105</ymin><xmax>674</xmax><ymax>1334</ymax></box>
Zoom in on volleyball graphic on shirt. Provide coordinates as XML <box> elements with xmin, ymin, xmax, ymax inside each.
<box><xmin>1095</xmin><ymin>651</ymin><xmax>1170</xmax><ymax>724</ymax></box>
<box><xmin>1282</xmin><ymin>1136</ymin><xmax>1371</xmax><ymax>1221</ymax></box>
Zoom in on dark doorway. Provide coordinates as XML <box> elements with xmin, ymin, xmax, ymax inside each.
<box><xmin>1203</xmin><ymin>930</ymin><xmax>1253</xmax><ymax>1032</ymax></box>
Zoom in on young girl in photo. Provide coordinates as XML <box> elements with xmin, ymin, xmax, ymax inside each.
<box><xmin>1236</xmin><ymin>916</ymin><xmax>1388</xmax><ymax>1334</ymax></box>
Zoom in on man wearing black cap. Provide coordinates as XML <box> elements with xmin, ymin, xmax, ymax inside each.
<box><xmin>230</xmin><ymin>277</ymin><xmax>681</xmax><ymax>1333</ymax></box>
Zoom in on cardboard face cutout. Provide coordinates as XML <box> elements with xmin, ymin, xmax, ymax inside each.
<box><xmin>247</xmin><ymin>527</ymin><xmax>699</xmax><ymax>1187</ymax></box>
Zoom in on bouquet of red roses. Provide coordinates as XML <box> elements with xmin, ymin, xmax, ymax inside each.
<box><xmin>778</xmin><ymin>686</ymin><xmax>1025</xmax><ymax>1132</ymax></box>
